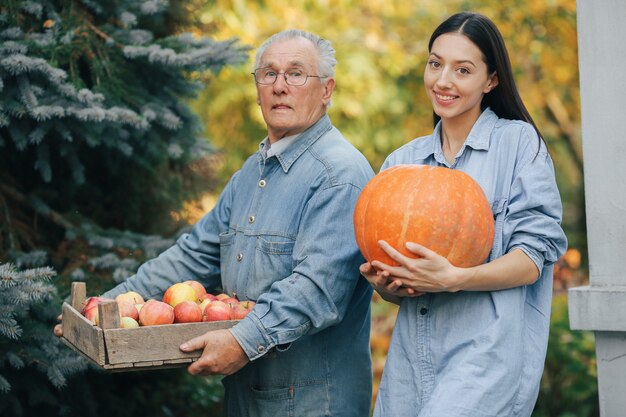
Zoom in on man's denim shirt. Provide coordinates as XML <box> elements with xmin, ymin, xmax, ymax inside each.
<box><xmin>105</xmin><ymin>114</ymin><xmax>375</xmax><ymax>416</ymax></box>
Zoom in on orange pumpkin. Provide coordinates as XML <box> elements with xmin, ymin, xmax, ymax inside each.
<box><xmin>353</xmin><ymin>164</ymin><xmax>494</xmax><ymax>268</ymax></box>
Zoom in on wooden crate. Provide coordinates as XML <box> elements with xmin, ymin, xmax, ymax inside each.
<box><xmin>60</xmin><ymin>282</ymin><xmax>237</xmax><ymax>371</ymax></box>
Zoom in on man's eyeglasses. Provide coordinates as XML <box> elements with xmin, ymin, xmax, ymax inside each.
<box><xmin>252</xmin><ymin>68</ymin><xmax>328</xmax><ymax>86</ymax></box>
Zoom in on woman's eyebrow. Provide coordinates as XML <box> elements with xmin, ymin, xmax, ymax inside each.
<box><xmin>429</xmin><ymin>52</ymin><xmax>477</xmax><ymax>67</ymax></box>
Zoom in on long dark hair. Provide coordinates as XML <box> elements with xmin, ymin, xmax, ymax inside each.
<box><xmin>429</xmin><ymin>12</ymin><xmax>544</xmax><ymax>146</ymax></box>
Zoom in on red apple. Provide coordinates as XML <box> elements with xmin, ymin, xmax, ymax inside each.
<box><xmin>202</xmin><ymin>300</ymin><xmax>231</xmax><ymax>322</ymax></box>
<box><xmin>115</xmin><ymin>291</ymin><xmax>144</xmax><ymax>305</ymax></box>
<box><xmin>174</xmin><ymin>300</ymin><xmax>203</xmax><ymax>323</ymax></box>
<box><xmin>139</xmin><ymin>300</ymin><xmax>175</xmax><ymax>326</ymax></box>
<box><xmin>117</xmin><ymin>299</ymin><xmax>139</xmax><ymax>321</ymax></box>
<box><xmin>214</xmin><ymin>293</ymin><xmax>232</xmax><ymax>301</ymax></box>
<box><xmin>230</xmin><ymin>300</ymin><xmax>256</xmax><ymax>320</ymax></box>
<box><xmin>162</xmin><ymin>283</ymin><xmax>197</xmax><ymax>307</ymax></box>
<box><xmin>183</xmin><ymin>280</ymin><xmax>207</xmax><ymax>300</ymax></box>
<box><xmin>200</xmin><ymin>293</ymin><xmax>217</xmax><ymax>302</ymax></box>
<box><xmin>222</xmin><ymin>297</ymin><xmax>239</xmax><ymax>306</ymax></box>
<box><xmin>81</xmin><ymin>296</ymin><xmax>114</xmax><ymax>324</ymax></box>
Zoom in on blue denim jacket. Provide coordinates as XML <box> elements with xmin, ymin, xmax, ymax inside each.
<box><xmin>104</xmin><ymin>114</ymin><xmax>374</xmax><ymax>417</ymax></box>
<box><xmin>373</xmin><ymin>108</ymin><xmax>567</xmax><ymax>417</ymax></box>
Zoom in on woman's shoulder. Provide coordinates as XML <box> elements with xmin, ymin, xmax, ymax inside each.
<box><xmin>491</xmin><ymin>117</ymin><xmax>546</xmax><ymax>155</ymax></box>
<box><xmin>383</xmin><ymin>133</ymin><xmax>436</xmax><ymax>168</ymax></box>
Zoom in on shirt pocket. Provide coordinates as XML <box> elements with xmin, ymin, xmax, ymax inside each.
<box><xmin>218</xmin><ymin>230</ymin><xmax>236</xmax><ymax>274</ymax></box>
<box><xmin>488</xmin><ymin>198</ymin><xmax>507</xmax><ymax>262</ymax></box>
<box><xmin>248</xmin><ymin>381</ymin><xmax>328</xmax><ymax>417</ymax></box>
<box><xmin>247</xmin><ymin>235</ymin><xmax>296</xmax><ymax>300</ymax></box>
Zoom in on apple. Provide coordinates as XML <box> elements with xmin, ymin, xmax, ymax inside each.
<box><xmin>183</xmin><ymin>280</ymin><xmax>207</xmax><ymax>300</ymax></box>
<box><xmin>202</xmin><ymin>300</ymin><xmax>232</xmax><ymax>322</ymax></box>
<box><xmin>117</xmin><ymin>299</ymin><xmax>139</xmax><ymax>321</ymax></box>
<box><xmin>120</xmin><ymin>316</ymin><xmax>139</xmax><ymax>328</ymax></box>
<box><xmin>200</xmin><ymin>293</ymin><xmax>217</xmax><ymax>302</ymax></box>
<box><xmin>231</xmin><ymin>300</ymin><xmax>256</xmax><ymax>320</ymax></box>
<box><xmin>198</xmin><ymin>298</ymin><xmax>211</xmax><ymax>313</ymax></box>
<box><xmin>81</xmin><ymin>296</ymin><xmax>114</xmax><ymax>324</ymax></box>
<box><xmin>222</xmin><ymin>297</ymin><xmax>239</xmax><ymax>306</ymax></box>
<box><xmin>139</xmin><ymin>300</ymin><xmax>175</xmax><ymax>326</ymax></box>
<box><xmin>162</xmin><ymin>283</ymin><xmax>198</xmax><ymax>307</ymax></box>
<box><xmin>115</xmin><ymin>291</ymin><xmax>144</xmax><ymax>305</ymax></box>
<box><xmin>214</xmin><ymin>293</ymin><xmax>232</xmax><ymax>301</ymax></box>
<box><xmin>174</xmin><ymin>300</ymin><xmax>203</xmax><ymax>323</ymax></box>
<box><xmin>135</xmin><ymin>303</ymin><xmax>144</xmax><ymax>314</ymax></box>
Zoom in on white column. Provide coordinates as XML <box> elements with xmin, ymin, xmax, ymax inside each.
<box><xmin>568</xmin><ymin>0</ymin><xmax>626</xmax><ymax>415</ymax></box>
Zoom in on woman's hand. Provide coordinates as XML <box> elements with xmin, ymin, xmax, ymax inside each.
<box><xmin>359</xmin><ymin>261</ymin><xmax>423</xmax><ymax>305</ymax></box>
<box><xmin>370</xmin><ymin>240</ymin><xmax>465</xmax><ymax>293</ymax></box>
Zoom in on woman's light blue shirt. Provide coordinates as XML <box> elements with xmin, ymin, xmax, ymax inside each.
<box><xmin>374</xmin><ymin>108</ymin><xmax>567</xmax><ymax>417</ymax></box>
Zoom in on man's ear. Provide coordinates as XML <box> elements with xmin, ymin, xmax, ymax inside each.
<box><xmin>322</xmin><ymin>78</ymin><xmax>336</xmax><ymax>106</ymax></box>
<box><xmin>484</xmin><ymin>72</ymin><xmax>499</xmax><ymax>93</ymax></box>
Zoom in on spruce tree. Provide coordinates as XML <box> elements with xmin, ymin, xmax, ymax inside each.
<box><xmin>0</xmin><ymin>254</ymin><xmax>88</xmax><ymax>415</ymax></box>
<box><xmin>0</xmin><ymin>0</ymin><xmax>247</xmax><ymax>242</ymax></box>
<box><xmin>0</xmin><ymin>1</ymin><xmax>247</xmax><ymax>414</ymax></box>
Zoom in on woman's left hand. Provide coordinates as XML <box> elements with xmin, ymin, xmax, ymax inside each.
<box><xmin>371</xmin><ymin>240</ymin><xmax>464</xmax><ymax>293</ymax></box>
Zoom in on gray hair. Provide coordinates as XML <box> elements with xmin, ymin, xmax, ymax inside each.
<box><xmin>253</xmin><ymin>29</ymin><xmax>337</xmax><ymax>79</ymax></box>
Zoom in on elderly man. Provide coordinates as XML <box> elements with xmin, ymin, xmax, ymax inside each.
<box><xmin>58</xmin><ymin>30</ymin><xmax>374</xmax><ymax>416</ymax></box>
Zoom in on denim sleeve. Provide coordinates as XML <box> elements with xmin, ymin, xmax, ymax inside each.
<box><xmin>504</xmin><ymin>135</ymin><xmax>568</xmax><ymax>271</ymax></box>
<box><xmin>102</xmin><ymin>172</ymin><xmax>239</xmax><ymax>300</ymax></box>
<box><xmin>230</xmin><ymin>183</ymin><xmax>366</xmax><ymax>360</ymax></box>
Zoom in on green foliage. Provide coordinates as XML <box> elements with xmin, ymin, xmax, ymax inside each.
<box><xmin>0</xmin><ymin>0</ymin><xmax>248</xmax><ymax>243</ymax></box>
<box><xmin>0</xmin><ymin>1</ymin><xmax>247</xmax><ymax>415</ymax></box>
<box><xmin>12</xmin><ymin>368</ymin><xmax>224</xmax><ymax>417</ymax></box>
<box><xmin>533</xmin><ymin>294</ymin><xmax>599</xmax><ymax>417</ymax></box>
<box><xmin>0</xmin><ymin>256</ymin><xmax>89</xmax><ymax>416</ymax></box>
<box><xmin>0</xmin><ymin>250</ymin><xmax>226</xmax><ymax>417</ymax></box>
<box><xmin>1</xmin><ymin>364</ymin><xmax>225</xmax><ymax>417</ymax></box>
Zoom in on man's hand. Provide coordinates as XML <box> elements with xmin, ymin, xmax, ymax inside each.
<box><xmin>54</xmin><ymin>314</ymin><xmax>63</xmax><ymax>337</ymax></box>
<box><xmin>180</xmin><ymin>328</ymin><xmax>249</xmax><ymax>376</ymax></box>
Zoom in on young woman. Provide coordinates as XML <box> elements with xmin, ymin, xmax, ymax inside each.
<box><xmin>361</xmin><ymin>12</ymin><xmax>568</xmax><ymax>417</ymax></box>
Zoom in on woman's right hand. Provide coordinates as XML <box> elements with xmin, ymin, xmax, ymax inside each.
<box><xmin>359</xmin><ymin>262</ymin><xmax>422</xmax><ymax>304</ymax></box>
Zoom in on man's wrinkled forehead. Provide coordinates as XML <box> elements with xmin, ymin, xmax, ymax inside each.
<box><xmin>259</xmin><ymin>40</ymin><xmax>316</xmax><ymax>69</ymax></box>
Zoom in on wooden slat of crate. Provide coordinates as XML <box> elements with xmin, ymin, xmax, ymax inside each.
<box><xmin>103</xmin><ymin>320</ymin><xmax>238</xmax><ymax>365</ymax></box>
<box><xmin>104</xmin><ymin>358</ymin><xmax>195</xmax><ymax>372</ymax></box>
<box><xmin>61</xmin><ymin>302</ymin><xmax>106</xmax><ymax>366</ymax></box>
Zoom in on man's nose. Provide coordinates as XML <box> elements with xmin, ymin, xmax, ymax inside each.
<box><xmin>273</xmin><ymin>73</ymin><xmax>289</xmax><ymax>92</ymax></box>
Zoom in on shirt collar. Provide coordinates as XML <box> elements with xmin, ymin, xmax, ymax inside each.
<box><xmin>259</xmin><ymin>134</ymin><xmax>300</xmax><ymax>159</ymax></box>
<box><xmin>424</xmin><ymin>107</ymin><xmax>498</xmax><ymax>163</ymax></box>
<box><xmin>257</xmin><ymin>114</ymin><xmax>333</xmax><ymax>173</ymax></box>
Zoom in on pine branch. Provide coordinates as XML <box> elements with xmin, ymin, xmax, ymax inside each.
<box><xmin>0</xmin><ymin>263</ymin><xmax>19</xmax><ymax>282</ymax></box>
<box><xmin>0</xmin><ymin>183</ymin><xmax>74</xmax><ymax>230</ymax></box>
<box><xmin>5</xmin><ymin>352</ymin><xmax>24</xmax><ymax>369</ymax></box>
<box><xmin>0</xmin><ymin>373</ymin><xmax>10</xmax><ymax>393</ymax></box>
<box><xmin>0</xmin><ymin>317</ymin><xmax>22</xmax><ymax>340</ymax></box>
<box><xmin>85</xmin><ymin>19</ymin><xmax>113</xmax><ymax>44</ymax></box>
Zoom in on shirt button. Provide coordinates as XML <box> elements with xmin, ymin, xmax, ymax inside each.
<box><xmin>257</xmin><ymin>345</ymin><xmax>266</xmax><ymax>353</ymax></box>
<box><xmin>248</xmin><ymin>215</ymin><xmax>255</xmax><ymax>223</ymax></box>
<box><xmin>420</xmin><ymin>307</ymin><xmax>428</xmax><ymax>315</ymax></box>
<box><xmin>236</xmin><ymin>253</ymin><xmax>243</xmax><ymax>261</ymax></box>
<box><xmin>258</xmin><ymin>179</ymin><xmax>266</xmax><ymax>188</ymax></box>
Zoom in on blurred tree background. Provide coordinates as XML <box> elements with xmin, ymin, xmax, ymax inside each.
<box><xmin>0</xmin><ymin>0</ymin><xmax>595</xmax><ymax>416</ymax></box>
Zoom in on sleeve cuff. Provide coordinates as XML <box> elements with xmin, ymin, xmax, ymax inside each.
<box><xmin>229</xmin><ymin>312</ymin><xmax>275</xmax><ymax>361</ymax></box>
<box><xmin>512</xmin><ymin>245</ymin><xmax>544</xmax><ymax>274</ymax></box>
